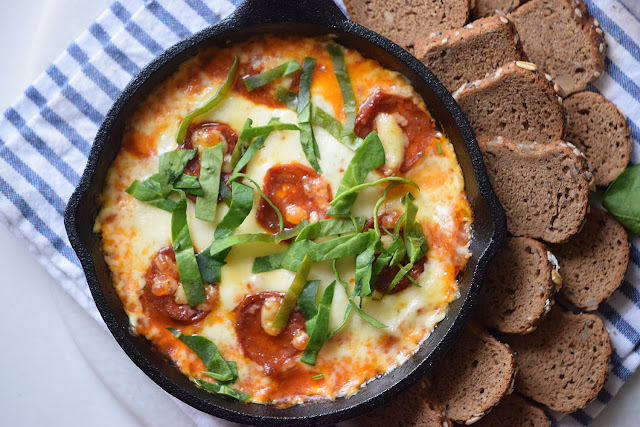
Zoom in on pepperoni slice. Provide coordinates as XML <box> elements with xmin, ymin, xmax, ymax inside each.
<box><xmin>235</xmin><ymin>292</ymin><xmax>307</xmax><ymax>375</ymax></box>
<box><xmin>256</xmin><ymin>163</ymin><xmax>332</xmax><ymax>233</ymax></box>
<box><xmin>374</xmin><ymin>256</ymin><xmax>427</xmax><ymax>295</ymax></box>
<box><xmin>234</xmin><ymin>62</ymin><xmax>300</xmax><ymax>108</ymax></box>
<box><xmin>355</xmin><ymin>90</ymin><xmax>438</xmax><ymax>173</ymax></box>
<box><xmin>143</xmin><ymin>247</ymin><xmax>217</xmax><ymax>325</ymax></box>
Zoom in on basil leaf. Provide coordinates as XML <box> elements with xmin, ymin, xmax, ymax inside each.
<box><xmin>231</xmin><ymin>117</ymin><xmax>278</xmax><ymax>177</ymax></box>
<box><xmin>232</xmin><ymin>172</ymin><xmax>284</xmax><ymax>233</ymax></box>
<box><xmin>356</xmin><ymin>232</ymin><xmax>378</xmax><ymax>297</ymax></box>
<box><xmin>371</xmin><ymin>235</ymin><xmax>403</xmax><ymax>286</ymax></box>
<box><xmin>330</xmin><ymin>176</ymin><xmax>418</xmax><ymax>209</ymax></box>
<box><xmin>298</xmin><ymin>57</ymin><xmax>322</xmax><ymax>173</ymax></box>
<box><xmin>272</xmin><ymin>254</ymin><xmax>313</xmax><ymax>329</ymax></box>
<box><xmin>300</xmin><ymin>280</ymin><xmax>336</xmax><ymax>366</ymax></box>
<box><xmin>243</xmin><ymin>59</ymin><xmax>300</xmax><ymax>91</ymax></box>
<box><xmin>171</xmin><ymin>192</ymin><xmax>206</xmax><ymax>306</ymax></box>
<box><xmin>176</xmin><ymin>57</ymin><xmax>238</xmax><ymax>145</ymax></box>
<box><xmin>213</xmin><ymin>181</ymin><xmax>254</xmax><ymax>241</ymax></box>
<box><xmin>159</xmin><ymin>149</ymin><xmax>199</xmax><ymax>190</ymax></box>
<box><xmin>274</xmin><ymin>85</ymin><xmax>298</xmax><ymax>109</ymax></box>
<box><xmin>295</xmin><ymin>217</ymin><xmax>366</xmax><ymax>241</ymax></box>
<box><xmin>195</xmin><ymin>144</ymin><xmax>224</xmax><ymax>222</ymax></box>
<box><xmin>385</xmin><ymin>262</ymin><xmax>414</xmax><ymax>294</ymax></box>
<box><xmin>405</xmin><ymin>224</ymin><xmax>429</xmax><ymax>264</ymax></box>
<box><xmin>327</xmin><ymin>44</ymin><xmax>357</xmax><ymax>137</ymax></box>
<box><xmin>209</xmin><ymin>220</ymin><xmax>309</xmax><ymax>254</ymax></box>
<box><xmin>326</xmin><ymin>131</ymin><xmax>385</xmax><ymax>216</ymax></box>
<box><xmin>402</xmin><ymin>193</ymin><xmax>418</xmax><ymax>239</ymax></box>
<box><xmin>195</xmin><ymin>248</ymin><xmax>225</xmax><ymax>283</ymax></box>
<box><xmin>229</xmin><ymin>118</ymin><xmax>299</xmax><ymax>171</ymax></box>
<box><xmin>194</xmin><ymin>378</ymin><xmax>251</xmax><ymax>401</ymax></box>
<box><xmin>219</xmin><ymin>175</ymin><xmax>232</xmax><ymax>206</ymax></box>
<box><xmin>229</xmin><ymin>118</ymin><xmax>254</xmax><ymax>171</ymax></box>
<box><xmin>333</xmin><ymin>261</ymin><xmax>387</xmax><ymax>330</ymax></box>
<box><xmin>603</xmin><ymin>164</ymin><xmax>640</xmax><ymax>234</ymax></box>
<box><xmin>252</xmin><ymin>252</ymin><xmax>286</xmax><ymax>273</ymax></box>
<box><xmin>174</xmin><ymin>174</ymin><xmax>203</xmax><ymax>196</ymax></box>
<box><xmin>125</xmin><ymin>178</ymin><xmax>177</xmax><ymax>212</ymax></box>
<box><xmin>297</xmin><ymin>280</ymin><xmax>320</xmax><ymax>320</ymax></box>
<box><xmin>169</xmin><ymin>329</ymin><xmax>236</xmax><ymax>382</ymax></box>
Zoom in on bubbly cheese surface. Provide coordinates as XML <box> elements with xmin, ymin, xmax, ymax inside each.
<box><xmin>95</xmin><ymin>36</ymin><xmax>472</xmax><ymax>407</ymax></box>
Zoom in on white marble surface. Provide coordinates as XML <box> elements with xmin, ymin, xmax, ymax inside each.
<box><xmin>0</xmin><ymin>1</ymin><xmax>639</xmax><ymax>426</ymax></box>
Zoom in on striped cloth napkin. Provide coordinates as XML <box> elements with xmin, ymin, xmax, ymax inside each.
<box><xmin>0</xmin><ymin>0</ymin><xmax>638</xmax><ymax>425</ymax></box>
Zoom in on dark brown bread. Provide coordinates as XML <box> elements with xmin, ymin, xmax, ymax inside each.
<box><xmin>503</xmin><ymin>308</ymin><xmax>611</xmax><ymax>412</ymax></box>
<box><xmin>344</xmin><ymin>0</ymin><xmax>470</xmax><ymax>51</ymax></box>
<box><xmin>564</xmin><ymin>91</ymin><xmax>632</xmax><ymax>186</ymax></box>
<box><xmin>355</xmin><ymin>378</ymin><xmax>450</xmax><ymax>427</ymax></box>
<box><xmin>550</xmin><ymin>207</ymin><xmax>629</xmax><ymax>311</ymax></box>
<box><xmin>509</xmin><ymin>0</ymin><xmax>606</xmax><ymax>95</ymax></box>
<box><xmin>472</xmin><ymin>0</ymin><xmax>523</xmax><ymax>18</ymax></box>
<box><xmin>478</xmin><ymin>237</ymin><xmax>561</xmax><ymax>334</ymax></box>
<box><xmin>474</xmin><ymin>394</ymin><xmax>551</xmax><ymax>427</ymax></box>
<box><xmin>414</xmin><ymin>16</ymin><xmax>525</xmax><ymax>93</ymax></box>
<box><xmin>432</xmin><ymin>325</ymin><xmax>517</xmax><ymax>424</ymax></box>
<box><xmin>456</xmin><ymin>62</ymin><xmax>565</xmax><ymax>143</ymax></box>
<box><xmin>478</xmin><ymin>136</ymin><xmax>591</xmax><ymax>243</ymax></box>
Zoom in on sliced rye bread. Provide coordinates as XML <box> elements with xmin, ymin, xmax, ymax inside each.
<box><xmin>474</xmin><ymin>394</ymin><xmax>551</xmax><ymax>427</ymax></box>
<box><xmin>478</xmin><ymin>136</ymin><xmax>592</xmax><ymax>243</ymax></box>
<box><xmin>550</xmin><ymin>207</ymin><xmax>629</xmax><ymax>311</ymax></box>
<box><xmin>455</xmin><ymin>62</ymin><xmax>565</xmax><ymax>143</ymax></box>
<box><xmin>478</xmin><ymin>237</ymin><xmax>561</xmax><ymax>334</ymax></box>
<box><xmin>509</xmin><ymin>0</ymin><xmax>606</xmax><ymax>96</ymax></box>
<box><xmin>502</xmin><ymin>307</ymin><xmax>611</xmax><ymax>413</ymax></box>
<box><xmin>564</xmin><ymin>91</ymin><xmax>632</xmax><ymax>186</ymax></box>
<box><xmin>355</xmin><ymin>378</ymin><xmax>450</xmax><ymax>427</ymax></box>
<box><xmin>344</xmin><ymin>0</ymin><xmax>470</xmax><ymax>51</ymax></box>
<box><xmin>432</xmin><ymin>324</ymin><xmax>517</xmax><ymax>424</ymax></box>
<box><xmin>471</xmin><ymin>0</ymin><xmax>524</xmax><ymax>19</ymax></box>
<box><xmin>414</xmin><ymin>16</ymin><xmax>525</xmax><ymax>93</ymax></box>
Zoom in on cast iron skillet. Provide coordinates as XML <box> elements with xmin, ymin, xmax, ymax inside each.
<box><xmin>64</xmin><ymin>0</ymin><xmax>506</xmax><ymax>425</ymax></box>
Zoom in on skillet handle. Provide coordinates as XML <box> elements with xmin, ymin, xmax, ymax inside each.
<box><xmin>232</xmin><ymin>0</ymin><xmax>348</xmax><ymax>27</ymax></box>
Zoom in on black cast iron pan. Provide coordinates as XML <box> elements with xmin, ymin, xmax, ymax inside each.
<box><xmin>64</xmin><ymin>0</ymin><xmax>506</xmax><ymax>425</ymax></box>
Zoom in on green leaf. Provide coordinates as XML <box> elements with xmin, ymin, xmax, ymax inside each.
<box><xmin>231</xmin><ymin>172</ymin><xmax>284</xmax><ymax>233</ymax></box>
<box><xmin>333</xmin><ymin>261</ymin><xmax>387</xmax><ymax>330</ymax></box>
<box><xmin>125</xmin><ymin>178</ymin><xmax>177</xmax><ymax>212</ymax></box>
<box><xmin>329</xmin><ymin>176</ymin><xmax>418</xmax><ymax>209</ymax></box>
<box><xmin>195</xmin><ymin>144</ymin><xmax>224</xmax><ymax>222</ymax></box>
<box><xmin>231</xmin><ymin>117</ymin><xmax>278</xmax><ymax>177</ymax></box>
<box><xmin>252</xmin><ymin>252</ymin><xmax>286</xmax><ymax>274</ymax></box>
<box><xmin>195</xmin><ymin>248</ymin><xmax>225</xmax><ymax>283</ymax></box>
<box><xmin>326</xmin><ymin>131</ymin><xmax>386</xmax><ymax>216</ymax></box>
<box><xmin>297</xmin><ymin>57</ymin><xmax>322</xmax><ymax>173</ymax></box>
<box><xmin>194</xmin><ymin>378</ymin><xmax>251</xmax><ymax>401</ymax></box>
<box><xmin>300</xmin><ymin>280</ymin><xmax>336</xmax><ymax>366</ymax></box>
<box><xmin>272</xmin><ymin>254</ymin><xmax>313</xmax><ymax>329</ymax></box>
<box><xmin>274</xmin><ymin>85</ymin><xmax>298</xmax><ymax>109</ymax></box>
<box><xmin>297</xmin><ymin>280</ymin><xmax>321</xmax><ymax>320</ymax></box>
<box><xmin>171</xmin><ymin>192</ymin><xmax>206</xmax><ymax>306</ymax></box>
<box><xmin>356</xmin><ymin>232</ymin><xmax>378</xmax><ymax>297</ymax></box>
<box><xmin>295</xmin><ymin>217</ymin><xmax>366</xmax><ymax>241</ymax></box>
<box><xmin>299</xmin><ymin>122</ymin><xmax>322</xmax><ymax>173</ymax></box>
<box><xmin>174</xmin><ymin>174</ymin><xmax>203</xmax><ymax>196</ymax></box>
<box><xmin>213</xmin><ymin>181</ymin><xmax>254</xmax><ymax>241</ymax></box>
<box><xmin>176</xmin><ymin>57</ymin><xmax>238</xmax><ymax>145</ymax></box>
<box><xmin>603</xmin><ymin>164</ymin><xmax>640</xmax><ymax>234</ymax></box>
<box><xmin>326</xmin><ymin>44</ymin><xmax>357</xmax><ymax>137</ymax></box>
<box><xmin>209</xmin><ymin>220</ymin><xmax>308</xmax><ymax>254</ymax></box>
<box><xmin>168</xmin><ymin>329</ymin><xmax>237</xmax><ymax>383</ymax></box>
<box><xmin>243</xmin><ymin>59</ymin><xmax>300</xmax><ymax>91</ymax></box>
<box><xmin>229</xmin><ymin>118</ymin><xmax>299</xmax><ymax>171</ymax></box>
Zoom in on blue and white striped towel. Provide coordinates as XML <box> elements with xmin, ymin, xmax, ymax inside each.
<box><xmin>0</xmin><ymin>0</ymin><xmax>638</xmax><ymax>425</ymax></box>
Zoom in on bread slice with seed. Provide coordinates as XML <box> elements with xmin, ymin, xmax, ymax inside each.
<box><xmin>478</xmin><ymin>136</ymin><xmax>591</xmax><ymax>243</ymax></box>
<box><xmin>509</xmin><ymin>0</ymin><xmax>606</xmax><ymax>96</ymax></box>
<box><xmin>356</xmin><ymin>378</ymin><xmax>450</xmax><ymax>427</ymax></box>
<box><xmin>474</xmin><ymin>394</ymin><xmax>551</xmax><ymax>427</ymax></box>
<box><xmin>344</xmin><ymin>0</ymin><xmax>470</xmax><ymax>51</ymax></box>
<box><xmin>414</xmin><ymin>16</ymin><xmax>525</xmax><ymax>93</ymax></box>
<box><xmin>478</xmin><ymin>237</ymin><xmax>561</xmax><ymax>334</ymax></box>
<box><xmin>503</xmin><ymin>307</ymin><xmax>611</xmax><ymax>413</ymax></box>
<box><xmin>432</xmin><ymin>324</ymin><xmax>517</xmax><ymax>424</ymax></box>
<box><xmin>456</xmin><ymin>62</ymin><xmax>565</xmax><ymax>143</ymax></box>
<box><xmin>564</xmin><ymin>91</ymin><xmax>632</xmax><ymax>186</ymax></box>
<box><xmin>471</xmin><ymin>0</ymin><xmax>523</xmax><ymax>19</ymax></box>
<box><xmin>550</xmin><ymin>207</ymin><xmax>629</xmax><ymax>311</ymax></box>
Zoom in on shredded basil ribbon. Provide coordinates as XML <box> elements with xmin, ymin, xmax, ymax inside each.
<box><xmin>176</xmin><ymin>57</ymin><xmax>238</xmax><ymax>145</ymax></box>
<box><xmin>174</xmin><ymin>174</ymin><xmax>203</xmax><ymax>196</ymax></box>
<box><xmin>229</xmin><ymin>118</ymin><xmax>299</xmax><ymax>171</ymax></box>
<box><xmin>294</xmin><ymin>216</ymin><xmax>366</xmax><ymax>241</ymax></box>
<box><xmin>195</xmin><ymin>144</ymin><xmax>224</xmax><ymax>222</ymax></box>
<box><xmin>355</xmin><ymin>231</ymin><xmax>378</xmax><ymax>297</ymax></box>
<box><xmin>231</xmin><ymin>172</ymin><xmax>285</xmax><ymax>233</ymax></box>
<box><xmin>213</xmin><ymin>181</ymin><xmax>254</xmax><ymax>241</ymax></box>
<box><xmin>208</xmin><ymin>220</ymin><xmax>309</xmax><ymax>254</ymax></box>
<box><xmin>603</xmin><ymin>164</ymin><xmax>640</xmax><ymax>234</ymax></box>
<box><xmin>169</xmin><ymin>329</ymin><xmax>237</xmax><ymax>383</ymax></box>
<box><xmin>274</xmin><ymin>86</ymin><xmax>362</xmax><ymax>150</ymax></box>
<box><xmin>300</xmin><ymin>280</ymin><xmax>336</xmax><ymax>366</ymax></box>
<box><xmin>126</xmin><ymin>149</ymin><xmax>197</xmax><ymax>212</ymax></box>
<box><xmin>231</xmin><ymin>117</ymin><xmax>278</xmax><ymax>178</ymax></box>
<box><xmin>297</xmin><ymin>57</ymin><xmax>322</xmax><ymax>172</ymax></box>
<box><xmin>194</xmin><ymin>378</ymin><xmax>251</xmax><ymax>401</ymax></box>
<box><xmin>327</xmin><ymin>44</ymin><xmax>357</xmax><ymax>137</ymax></box>
<box><xmin>242</xmin><ymin>59</ymin><xmax>300</xmax><ymax>91</ymax></box>
<box><xmin>297</xmin><ymin>280</ymin><xmax>320</xmax><ymax>321</ymax></box>
<box><xmin>171</xmin><ymin>191</ymin><xmax>206</xmax><ymax>306</ymax></box>
<box><xmin>326</xmin><ymin>131</ymin><xmax>386</xmax><ymax>216</ymax></box>
<box><xmin>333</xmin><ymin>261</ymin><xmax>387</xmax><ymax>330</ymax></box>
<box><xmin>271</xmin><ymin>254</ymin><xmax>313</xmax><ymax>330</ymax></box>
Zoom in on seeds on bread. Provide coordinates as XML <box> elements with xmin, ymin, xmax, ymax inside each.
<box><xmin>478</xmin><ymin>136</ymin><xmax>591</xmax><ymax>243</ymax></box>
<box><xmin>471</xmin><ymin>0</ymin><xmax>523</xmax><ymax>19</ymax></box>
<box><xmin>432</xmin><ymin>324</ymin><xmax>517</xmax><ymax>424</ymax></box>
<box><xmin>456</xmin><ymin>62</ymin><xmax>565</xmax><ymax>143</ymax></box>
<box><xmin>509</xmin><ymin>0</ymin><xmax>606</xmax><ymax>95</ymax></box>
<box><xmin>474</xmin><ymin>394</ymin><xmax>551</xmax><ymax>427</ymax></box>
<box><xmin>564</xmin><ymin>91</ymin><xmax>632</xmax><ymax>186</ymax></box>
<box><xmin>550</xmin><ymin>207</ymin><xmax>629</xmax><ymax>311</ymax></box>
<box><xmin>414</xmin><ymin>16</ymin><xmax>525</xmax><ymax>92</ymax></box>
<box><xmin>478</xmin><ymin>237</ymin><xmax>561</xmax><ymax>334</ymax></box>
<box><xmin>344</xmin><ymin>0</ymin><xmax>470</xmax><ymax>51</ymax></box>
<box><xmin>503</xmin><ymin>307</ymin><xmax>611</xmax><ymax>413</ymax></box>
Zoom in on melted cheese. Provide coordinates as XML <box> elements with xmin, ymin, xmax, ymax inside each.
<box><xmin>95</xmin><ymin>36</ymin><xmax>472</xmax><ymax>407</ymax></box>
